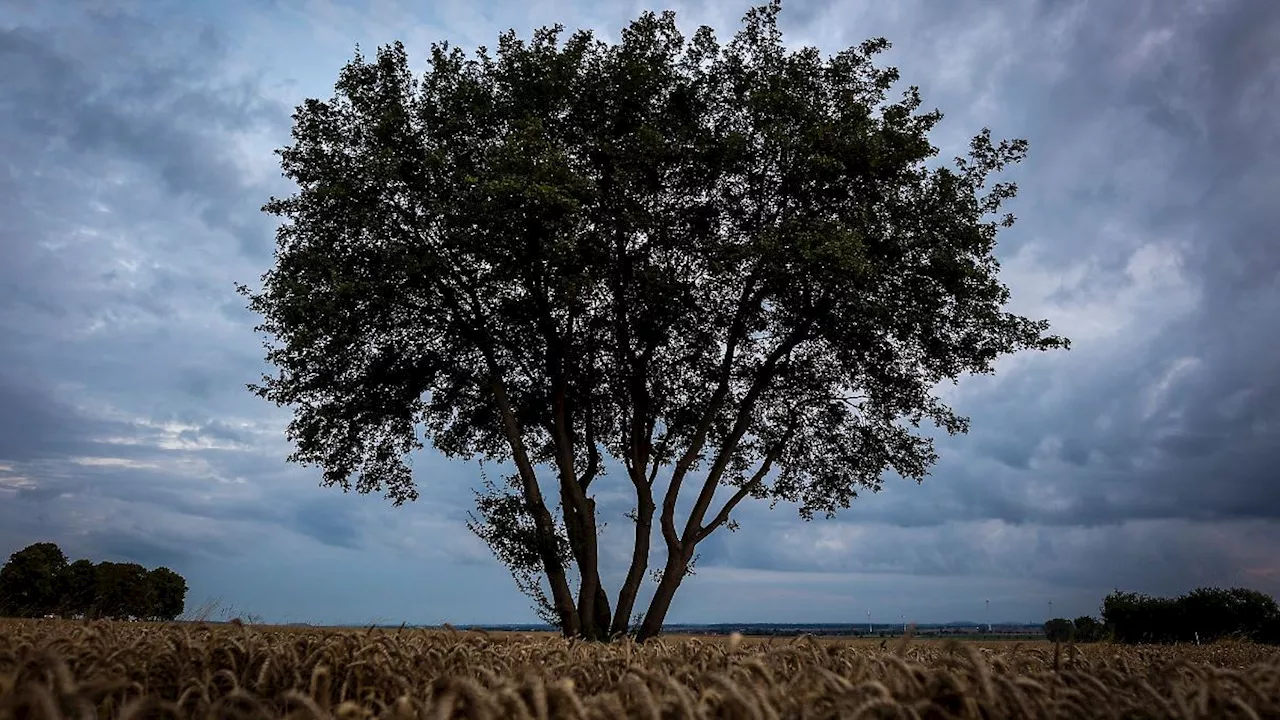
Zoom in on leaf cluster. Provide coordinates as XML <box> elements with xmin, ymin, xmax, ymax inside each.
<box><xmin>243</xmin><ymin>1</ymin><xmax>1066</xmax><ymax>524</ymax></box>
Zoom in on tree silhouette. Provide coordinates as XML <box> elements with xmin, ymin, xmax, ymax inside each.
<box><xmin>0</xmin><ymin>543</ymin><xmax>190</xmax><ymax>621</ymax></box>
<box><xmin>93</xmin><ymin>562</ymin><xmax>150</xmax><ymax>619</ymax></box>
<box><xmin>146</xmin><ymin>567</ymin><xmax>188</xmax><ymax>621</ymax></box>
<box><xmin>1043</xmin><ymin>618</ymin><xmax>1073</xmax><ymax>643</ymax></box>
<box><xmin>59</xmin><ymin>559</ymin><xmax>98</xmax><ymax>617</ymax></box>
<box><xmin>1101</xmin><ymin>587</ymin><xmax>1280</xmax><ymax>644</ymax></box>
<box><xmin>240</xmin><ymin>0</ymin><xmax>1068</xmax><ymax>641</ymax></box>
<box><xmin>0</xmin><ymin>542</ymin><xmax>68</xmax><ymax>617</ymax></box>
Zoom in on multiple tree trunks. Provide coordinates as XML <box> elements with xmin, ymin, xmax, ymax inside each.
<box><xmin>243</xmin><ymin>1</ymin><xmax>1068</xmax><ymax>641</ymax></box>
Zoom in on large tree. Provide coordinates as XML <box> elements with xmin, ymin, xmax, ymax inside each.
<box><xmin>59</xmin><ymin>558</ymin><xmax>98</xmax><ymax>617</ymax></box>
<box><xmin>241</xmin><ymin>0</ymin><xmax>1068</xmax><ymax>641</ymax></box>
<box><xmin>0</xmin><ymin>542</ymin><xmax>68</xmax><ymax>617</ymax></box>
<box><xmin>94</xmin><ymin>562</ymin><xmax>151</xmax><ymax>620</ymax></box>
<box><xmin>145</xmin><ymin>566</ymin><xmax>188</xmax><ymax>621</ymax></box>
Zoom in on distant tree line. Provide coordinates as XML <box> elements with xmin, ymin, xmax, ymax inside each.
<box><xmin>1042</xmin><ymin>615</ymin><xmax>1105</xmax><ymax>643</ymax></box>
<box><xmin>1043</xmin><ymin>587</ymin><xmax>1280</xmax><ymax>645</ymax></box>
<box><xmin>0</xmin><ymin>542</ymin><xmax>187</xmax><ymax>621</ymax></box>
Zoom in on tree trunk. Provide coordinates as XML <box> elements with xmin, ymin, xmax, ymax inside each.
<box><xmin>560</xmin><ymin>491</ymin><xmax>609</xmax><ymax>641</ymax></box>
<box><xmin>490</xmin><ymin>380</ymin><xmax>581</xmax><ymax>637</ymax></box>
<box><xmin>592</xmin><ymin>582</ymin><xmax>612</xmax><ymax>640</ymax></box>
<box><xmin>611</xmin><ymin>482</ymin><xmax>655</xmax><ymax>638</ymax></box>
<box><xmin>548</xmin><ymin>377</ymin><xmax>607</xmax><ymax>641</ymax></box>
<box><xmin>635</xmin><ymin>550</ymin><xmax>691</xmax><ymax>643</ymax></box>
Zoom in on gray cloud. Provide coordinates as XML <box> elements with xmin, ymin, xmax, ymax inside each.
<box><xmin>962</xmin><ymin>0</ymin><xmax>1280</xmax><ymax>530</ymax></box>
<box><xmin>695</xmin><ymin>517</ymin><xmax>1280</xmax><ymax>601</ymax></box>
<box><xmin>0</xmin><ymin>0</ymin><xmax>1277</xmax><ymax>624</ymax></box>
<box><xmin>0</xmin><ymin>375</ymin><xmax>121</xmax><ymax>462</ymax></box>
<box><xmin>0</xmin><ymin>2</ymin><xmax>379</xmax><ymax>571</ymax></box>
<box><xmin>667</xmin><ymin>0</ymin><xmax>1280</xmax><ymax>603</ymax></box>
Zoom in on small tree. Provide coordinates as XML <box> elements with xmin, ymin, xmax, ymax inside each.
<box><xmin>0</xmin><ymin>542</ymin><xmax>68</xmax><ymax>617</ymax></box>
<box><xmin>145</xmin><ymin>567</ymin><xmax>188</xmax><ymax>621</ymax></box>
<box><xmin>1220</xmin><ymin>587</ymin><xmax>1280</xmax><ymax>641</ymax></box>
<box><xmin>94</xmin><ymin>562</ymin><xmax>150</xmax><ymax>620</ymax></box>
<box><xmin>241</xmin><ymin>0</ymin><xmax>1068</xmax><ymax>641</ymax></box>
<box><xmin>59</xmin><ymin>558</ymin><xmax>99</xmax><ymax>618</ymax></box>
<box><xmin>1043</xmin><ymin>617</ymin><xmax>1073</xmax><ymax>643</ymax></box>
<box><xmin>1072</xmin><ymin>615</ymin><xmax>1103</xmax><ymax>642</ymax></box>
<box><xmin>1101</xmin><ymin>587</ymin><xmax>1280</xmax><ymax>644</ymax></box>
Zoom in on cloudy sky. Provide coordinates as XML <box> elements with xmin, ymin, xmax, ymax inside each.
<box><xmin>1</xmin><ymin>0</ymin><xmax>1277</xmax><ymax>628</ymax></box>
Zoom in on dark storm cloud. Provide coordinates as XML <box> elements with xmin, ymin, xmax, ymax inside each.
<box><xmin>662</xmin><ymin>0</ymin><xmax>1280</xmax><ymax>605</ymax></box>
<box><xmin>693</xmin><ymin>513</ymin><xmax>1280</xmax><ymax>601</ymax></box>
<box><xmin>922</xmin><ymin>1</ymin><xmax>1277</xmax><ymax>525</ymax></box>
<box><xmin>3</xmin><ymin>7</ymin><xmax>288</xmax><ymax>236</ymax></box>
<box><xmin>0</xmin><ymin>450</ymin><xmax>390</xmax><ymax>570</ymax></box>
<box><xmin>81</xmin><ymin>527</ymin><xmax>216</xmax><ymax>571</ymax></box>
<box><xmin>1023</xmin><ymin>0</ymin><xmax>1280</xmax><ymax>291</ymax></box>
<box><xmin>1</xmin><ymin>0</ymin><xmax>1277</xmax><ymax>625</ymax></box>
<box><xmin>290</xmin><ymin>495</ymin><xmax>366</xmax><ymax>550</ymax></box>
<box><xmin>0</xmin><ymin>375</ymin><xmax>123</xmax><ymax>462</ymax></box>
<box><xmin>0</xmin><ymin>3</ymin><xmax>305</xmax><ymax>533</ymax></box>
<box><xmin>0</xmin><ymin>475</ymin><xmax>260</xmax><ymax>570</ymax></box>
<box><xmin>980</xmin><ymin>0</ymin><xmax>1280</xmax><ymax>527</ymax></box>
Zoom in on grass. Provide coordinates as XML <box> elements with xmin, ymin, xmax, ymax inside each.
<box><xmin>2</xmin><ymin>617</ymin><xmax>1279</xmax><ymax>718</ymax></box>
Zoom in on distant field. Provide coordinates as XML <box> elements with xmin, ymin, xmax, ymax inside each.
<box><xmin>2</xmin><ymin>618</ymin><xmax>1278</xmax><ymax>718</ymax></box>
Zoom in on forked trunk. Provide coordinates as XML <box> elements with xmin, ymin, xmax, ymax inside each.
<box><xmin>590</xmin><ymin>583</ymin><xmax>612</xmax><ymax>640</ymax></box>
<box><xmin>564</xmin><ymin>524</ymin><xmax>613</xmax><ymax>641</ymax></box>
<box><xmin>548</xmin><ymin>381</ymin><xmax>611</xmax><ymax>641</ymax></box>
<box><xmin>635</xmin><ymin>551</ymin><xmax>690</xmax><ymax>643</ymax></box>
<box><xmin>610</xmin><ymin>483</ymin><xmax>655</xmax><ymax>639</ymax></box>
<box><xmin>490</xmin><ymin>381</ymin><xmax>582</xmax><ymax>637</ymax></box>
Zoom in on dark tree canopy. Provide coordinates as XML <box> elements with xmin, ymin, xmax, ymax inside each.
<box><xmin>241</xmin><ymin>0</ymin><xmax>1068</xmax><ymax>641</ymax></box>
<box><xmin>94</xmin><ymin>562</ymin><xmax>150</xmax><ymax>620</ymax></box>
<box><xmin>1042</xmin><ymin>618</ymin><xmax>1073</xmax><ymax>643</ymax></box>
<box><xmin>1101</xmin><ymin>587</ymin><xmax>1280</xmax><ymax>645</ymax></box>
<box><xmin>1042</xmin><ymin>615</ymin><xmax>1105</xmax><ymax>643</ymax></box>
<box><xmin>1072</xmin><ymin>615</ymin><xmax>1104</xmax><ymax>642</ymax></box>
<box><xmin>0</xmin><ymin>543</ymin><xmax>188</xmax><ymax>621</ymax></box>
<box><xmin>146</xmin><ymin>567</ymin><xmax>188</xmax><ymax>621</ymax></box>
<box><xmin>59</xmin><ymin>559</ymin><xmax>98</xmax><ymax>617</ymax></box>
<box><xmin>0</xmin><ymin>542</ymin><xmax>67</xmax><ymax>617</ymax></box>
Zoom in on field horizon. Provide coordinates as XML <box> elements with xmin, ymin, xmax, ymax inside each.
<box><xmin>4</xmin><ymin>617</ymin><xmax>1278</xmax><ymax>718</ymax></box>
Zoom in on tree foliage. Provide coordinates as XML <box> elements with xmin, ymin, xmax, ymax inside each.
<box><xmin>59</xmin><ymin>559</ymin><xmax>98</xmax><ymax>617</ymax></box>
<box><xmin>1043</xmin><ymin>615</ymin><xmax>1105</xmax><ymax>643</ymax></box>
<box><xmin>241</xmin><ymin>0</ymin><xmax>1068</xmax><ymax>641</ymax></box>
<box><xmin>94</xmin><ymin>562</ymin><xmax>151</xmax><ymax>620</ymax></box>
<box><xmin>1101</xmin><ymin>587</ymin><xmax>1280</xmax><ymax>645</ymax></box>
<box><xmin>147</xmin><ymin>567</ymin><xmax>189</xmax><ymax>621</ymax></box>
<box><xmin>1072</xmin><ymin>615</ymin><xmax>1104</xmax><ymax>643</ymax></box>
<box><xmin>1042</xmin><ymin>618</ymin><xmax>1073</xmax><ymax>643</ymax></box>
<box><xmin>0</xmin><ymin>543</ymin><xmax>188</xmax><ymax>621</ymax></box>
<box><xmin>0</xmin><ymin>542</ymin><xmax>67</xmax><ymax>617</ymax></box>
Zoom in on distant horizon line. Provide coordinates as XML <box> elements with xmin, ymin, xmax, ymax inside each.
<box><xmin>258</xmin><ymin>620</ymin><xmax>1051</xmax><ymax>629</ymax></box>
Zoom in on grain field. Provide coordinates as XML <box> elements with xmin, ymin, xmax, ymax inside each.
<box><xmin>2</xmin><ymin>619</ymin><xmax>1278</xmax><ymax>718</ymax></box>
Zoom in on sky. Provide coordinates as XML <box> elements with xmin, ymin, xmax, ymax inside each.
<box><xmin>1</xmin><ymin>0</ymin><xmax>1277</xmax><ymax>628</ymax></box>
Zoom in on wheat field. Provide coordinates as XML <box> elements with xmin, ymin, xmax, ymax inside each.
<box><xmin>2</xmin><ymin>618</ymin><xmax>1278</xmax><ymax>719</ymax></box>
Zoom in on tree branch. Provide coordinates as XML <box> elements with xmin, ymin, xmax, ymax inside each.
<box><xmin>488</xmin><ymin>377</ymin><xmax>581</xmax><ymax>635</ymax></box>
<box><xmin>580</xmin><ymin>400</ymin><xmax>601</xmax><ymax>491</ymax></box>
<box><xmin>379</xmin><ymin>201</ymin><xmax>583</xmax><ymax>633</ymax></box>
<box><xmin>659</xmin><ymin>269</ymin><xmax>767</xmax><ymax>553</ymax></box>
<box><xmin>680</xmin><ymin>327</ymin><xmax>809</xmax><ymax>546</ymax></box>
<box><xmin>693</xmin><ymin>438</ymin><xmax>786</xmax><ymax>544</ymax></box>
